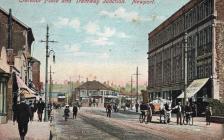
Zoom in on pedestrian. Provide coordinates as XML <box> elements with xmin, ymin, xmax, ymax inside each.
<box><xmin>15</xmin><ymin>95</ymin><xmax>31</xmax><ymax>140</ymax></box>
<box><xmin>147</xmin><ymin>103</ymin><xmax>152</xmax><ymax>123</ymax></box>
<box><xmin>29</xmin><ymin>101</ymin><xmax>35</xmax><ymax>121</ymax></box>
<box><xmin>73</xmin><ymin>105</ymin><xmax>78</xmax><ymax>119</ymax></box>
<box><xmin>205</xmin><ymin>106</ymin><xmax>212</xmax><ymax>125</ymax></box>
<box><xmin>173</xmin><ymin>102</ymin><xmax>182</xmax><ymax>125</ymax></box>
<box><xmin>106</xmin><ymin>103</ymin><xmax>112</xmax><ymax>118</ymax></box>
<box><xmin>37</xmin><ymin>98</ymin><xmax>45</xmax><ymax>122</ymax></box>
<box><xmin>135</xmin><ymin>102</ymin><xmax>139</xmax><ymax>113</ymax></box>
<box><xmin>184</xmin><ymin>102</ymin><xmax>192</xmax><ymax>125</ymax></box>
<box><xmin>12</xmin><ymin>103</ymin><xmax>17</xmax><ymax>125</ymax></box>
<box><xmin>33</xmin><ymin>100</ymin><xmax>37</xmax><ymax>113</ymax></box>
<box><xmin>78</xmin><ymin>102</ymin><xmax>81</xmax><ymax>110</ymax></box>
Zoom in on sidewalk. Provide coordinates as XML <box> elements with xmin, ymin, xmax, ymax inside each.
<box><xmin>0</xmin><ymin>113</ymin><xmax>50</xmax><ymax>140</ymax></box>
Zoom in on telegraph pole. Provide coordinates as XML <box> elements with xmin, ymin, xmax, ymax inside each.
<box><xmin>133</xmin><ymin>67</ymin><xmax>141</xmax><ymax>103</ymax></box>
<box><xmin>49</xmin><ymin>66</ymin><xmax>54</xmax><ymax>105</ymax></box>
<box><xmin>184</xmin><ymin>33</ymin><xmax>188</xmax><ymax>107</ymax></box>
<box><xmin>41</xmin><ymin>25</ymin><xmax>57</xmax><ymax>122</ymax></box>
<box><xmin>130</xmin><ymin>75</ymin><xmax>133</xmax><ymax>110</ymax></box>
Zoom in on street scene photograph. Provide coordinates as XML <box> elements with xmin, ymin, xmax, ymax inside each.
<box><xmin>0</xmin><ymin>0</ymin><xmax>224</xmax><ymax>139</ymax></box>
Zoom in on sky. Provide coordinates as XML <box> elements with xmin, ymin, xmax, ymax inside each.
<box><xmin>0</xmin><ymin>0</ymin><xmax>189</xmax><ymax>86</ymax></box>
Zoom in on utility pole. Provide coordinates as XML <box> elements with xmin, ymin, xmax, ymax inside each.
<box><xmin>130</xmin><ymin>75</ymin><xmax>133</xmax><ymax>110</ymax></box>
<box><xmin>41</xmin><ymin>25</ymin><xmax>57</xmax><ymax>122</ymax></box>
<box><xmin>184</xmin><ymin>33</ymin><xmax>188</xmax><ymax>107</ymax></box>
<box><xmin>49</xmin><ymin>66</ymin><xmax>54</xmax><ymax>105</ymax></box>
<box><xmin>133</xmin><ymin>67</ymin><xmax>141</xmax><ymax>103</ymax></box>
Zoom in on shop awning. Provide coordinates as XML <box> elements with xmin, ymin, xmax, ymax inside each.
<box><xmin>177</xmin><ymin>78</ymin><xmax>209</xmax><ymax>98</ymax></box>
<box><xmin>21</xmin><ymin>89</ymin><xmax>36</xmax><ymax>99</ymax></box>
<box><xmin>16</xmin><ymin>75</ymin><xmax>36</xmax><ymax>94</ymax></box>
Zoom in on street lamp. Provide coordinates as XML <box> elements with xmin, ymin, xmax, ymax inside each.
<box><xmin>44</xmin><ymin>49</ymin><xmax>55</xmax><ymax>122</ymax></box>
<box><xmin>184</xmin><ymin>32</ymin><xmax>188</xmax><ymax>107</ymax></box>
<box><xmin>41</xmin><ymin>25</ymin><xmax>57</xmax><ymax>122</ymax></box>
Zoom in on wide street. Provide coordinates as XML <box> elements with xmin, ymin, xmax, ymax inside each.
<box><xmin>51</xmin><ymin>107</ymin><xmax>224</xmax><ymax>140</ymax></box>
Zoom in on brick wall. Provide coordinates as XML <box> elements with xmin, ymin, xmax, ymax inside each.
<box><xmin>215</xmin><ymin>0</ymin><xmax>224</xmax><ymax>102</ymax></box>
<box><xmin>216</xmin><ymin>0</ymin><xmax>224</xmax><ymax>21</ymax></box>
<box><xmin>215</xmin><ymin>24</ymin><xmax>224</xmax><ymax>102</ymax></box>
<box><xmin>32</xmin><ymin>61</ymin><xmax>41</xmax><ymax>91</ymax></box>
<box><xmin>0</xmin><ymin>11</ymin><xmax>27</xmax><ymax>58</ymax></box>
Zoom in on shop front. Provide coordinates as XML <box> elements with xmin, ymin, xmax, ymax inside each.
<box><xmin>0</xmin><ymin>69</ymin><xmax>10</xmax><ymax>123</ymax></box>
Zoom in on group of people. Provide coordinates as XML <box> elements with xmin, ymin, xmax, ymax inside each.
<box><xmin>64</xmin><ymin>104</ymin><xmax>79</xmax><ymax>120</ymax></box>
<box><xmin>13</xmin><ymin>96</ymin><xmax>46</xmax><ymax>140</ymax></box>
<box><xmin>139</xmin><ymin>101</ymin><xmax>213</xmax><ymax>126</ymax></box>
<box><xmin>139</xmin><ymin>102</ymin><xmax>153</xmax><ymax>123</ymax></box>
<box><xmin>105</xmin><ymin>103</ymin><xmax>119</xmax><ymax>118</ymax></box>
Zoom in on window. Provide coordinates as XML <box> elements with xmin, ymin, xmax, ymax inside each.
<box><xmin>0</xmin><ymin>81</ymin><xmax>6</xmax><ymax>114</ymax></box>
<box><xmin>0</xmin><ymin>82</ymin><xmax>3</xmax><ymax>114</ymax></box>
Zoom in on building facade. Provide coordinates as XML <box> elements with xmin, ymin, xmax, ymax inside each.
<box><xmin>0</xmin><ymin>8</ymin><xmax>36</xmax><ymax>121</ymax></box>
<box><xmin>76</xmin><ymin>80</ymin><xmax>119</xmax><ymax>107</ymax></box>
<box><xmin>148</xmin><ymin>0</ymin><xmax>224</xmax><ymax>103</ymax></box>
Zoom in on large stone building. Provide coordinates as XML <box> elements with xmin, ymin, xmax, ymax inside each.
<box><xmin>148</xmin><ymin>0</ymin><xmax>224</xmax><ymax>104</ymax></box>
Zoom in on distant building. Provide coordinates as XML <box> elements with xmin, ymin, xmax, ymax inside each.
<box><xmin>49</xmin><ymin>92</ymin><xmax>66</xmax><ymax>105</ymax></box>
<box><xmin>75</xmin><ymin>80</ymin><xmax>119</xmax><ymax>107</ymax></box>
<box><xmin>148</xmin><ymin>0</ymin><xmax>224</xmax><ymax>104</ymax></box>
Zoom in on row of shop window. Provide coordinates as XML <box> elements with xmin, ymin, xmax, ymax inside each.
<box><xmin>149</xmin><ymin>0</ymin><xmax>213</xmax><ymax>49</ymax></box>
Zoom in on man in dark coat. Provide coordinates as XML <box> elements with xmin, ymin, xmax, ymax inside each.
<box><xmin>106</xmin><ymin>104</ymin><xmax>112</xmax><ymax>118</ymax></box>
<box><xmin>37</xmin><ymin>98</ymin><xmax>45</xmax><ymax>122</ymax></box>
<box><xmin>16</xmin><ymin>95</ymin><xmax>31</xmax><ymax>140</ymax></box>
<box><xmin>73</xmin><ymin>105</ymin><xmax>78</xmax><ymax>119</ymax></box>
<box><xmin>205</xmin><ymin>106</ymin><xmax>212</xmax><ymax>125</ymax></box>
<box><xmin>173</xmin><ymin>102</ymin><xmax>182</xmax><ymax>125</ymax></box>
<box><xmin>135</xmin><ymin>102</ymin><xmax>139</xmax><ymax>113</ymax></box>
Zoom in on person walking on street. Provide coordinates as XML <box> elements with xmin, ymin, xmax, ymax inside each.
<box><xmin>173</xmin><ymin>102</ymin><xmax>182</xmax><ymax>125</ymax></box>
<box><xmin>73</xmin><ymin>105</ymin><xmax>78</xmax><ymax>119</ymax></box>
<box><xmin>15</xmin><ymin>95</ymin><xmax>31</xmax><ymax>140</ymax></box>
<box><xmin>205</xmin><ymin>106</ymin><xmax>212</xmax><ymax>125</ymax></box>
<box><xmin>12</xmin><ymin>103</ymin><xmax>17</xmax><ymax>125</ymax></box>
<box><xmin>147</xmin><ymin>104</ymin><xmax>153</xmax><ymax>123</ymax></box>
<box><xmin>37</xmin><ymin>98</ymin><xmax>45</xmax><ymax>122</ymax></box>
<box><xmin>29</xmin><ymin>102</ymin><xmax>35</xmax><ymax>121</ymax></box>
<box><xmin>64</xmin><ymin>105</ymin><xmax>70</xmax><ymax>121</ymax></box>
<box><xmin>135</xmin><ymin>102</ymin><xmax>139</xmax><ymax>113</ymax></box>
<box><xmin>106</xmin><ymin>103</ymin><xmax>112</xmax><ymax>118</ymax></box>
<box><xmin>184</xmin><ymin>102</ymin><xmax>192</xmax><ymax>125</ymax></box>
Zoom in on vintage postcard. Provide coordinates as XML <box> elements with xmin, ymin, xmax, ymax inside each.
<box><xmin>0</xmin><ymin>0</ymin><xmax>224</xmax><ymax>139</ymax></box>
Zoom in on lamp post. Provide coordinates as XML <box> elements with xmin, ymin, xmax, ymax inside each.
<box><xmin>41</xmin><ymin>25</ymin><xmax>56</xmax><ymax>122</ymax></box>
<box><xmin>184</xmin><ymin>32</ymin><xmax>188</xmax><ymax>107</ymax></box>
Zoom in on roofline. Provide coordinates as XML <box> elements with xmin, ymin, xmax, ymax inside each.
<box><xmin>0</xmin><ymin>7</ymin><xmax>35</xmax><ymax>42</ymax></box>
<box><xmin>77</xmin><ymin>80</ymin><xmax>115</xmax><ymax>91</ymax></box>
<box><xmin>149</xmin><ymin>0</ymin><xmax>201</xmax><ymax>38</ymax></box>
<box><xmin>28</xmin><ymin>56</ymin><xmax>41</xmax><ymax>64</ymax></box>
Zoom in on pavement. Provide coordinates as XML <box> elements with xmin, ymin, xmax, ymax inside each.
<box><xmin>0</xmin><ymin>113</ymin><xmax>50</xmax><ymax>140</ymax></box>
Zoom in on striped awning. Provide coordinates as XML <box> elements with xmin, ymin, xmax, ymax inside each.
<box><xmin>16</xmin><ymin>75</ymin><xmax>36</xmax><ymax>94</ymax></box>
<box><xmin>177</xmin><ymin>78</ymin><xmax>209</xmax><ymax>98</ymax></box>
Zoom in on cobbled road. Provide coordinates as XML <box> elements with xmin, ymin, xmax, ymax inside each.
<box><xmin>52</xmin><ymin>107</ymin><xmax>165</xmax><ymax>140</ymax></box>
<box><xmin>52</xmin><ymin>107</ymin><xmax>224</xmax><ymax>140</ymax></box>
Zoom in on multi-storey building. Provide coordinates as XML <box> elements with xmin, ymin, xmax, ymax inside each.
<box><xmin>148</xmin><ymin>0</ymin><xmax>224</xmax><ymax>104</ymax></box>
<box><xmin>0</xmin><ymin>7</ymin><xmax>37</xmax><ymax>122</ymax></box>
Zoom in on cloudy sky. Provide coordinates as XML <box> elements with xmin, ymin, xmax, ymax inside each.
<box><xmin>0</xmin><ymin>0</ymin><xmax>189</xmax><ymax>86</ymax></box>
